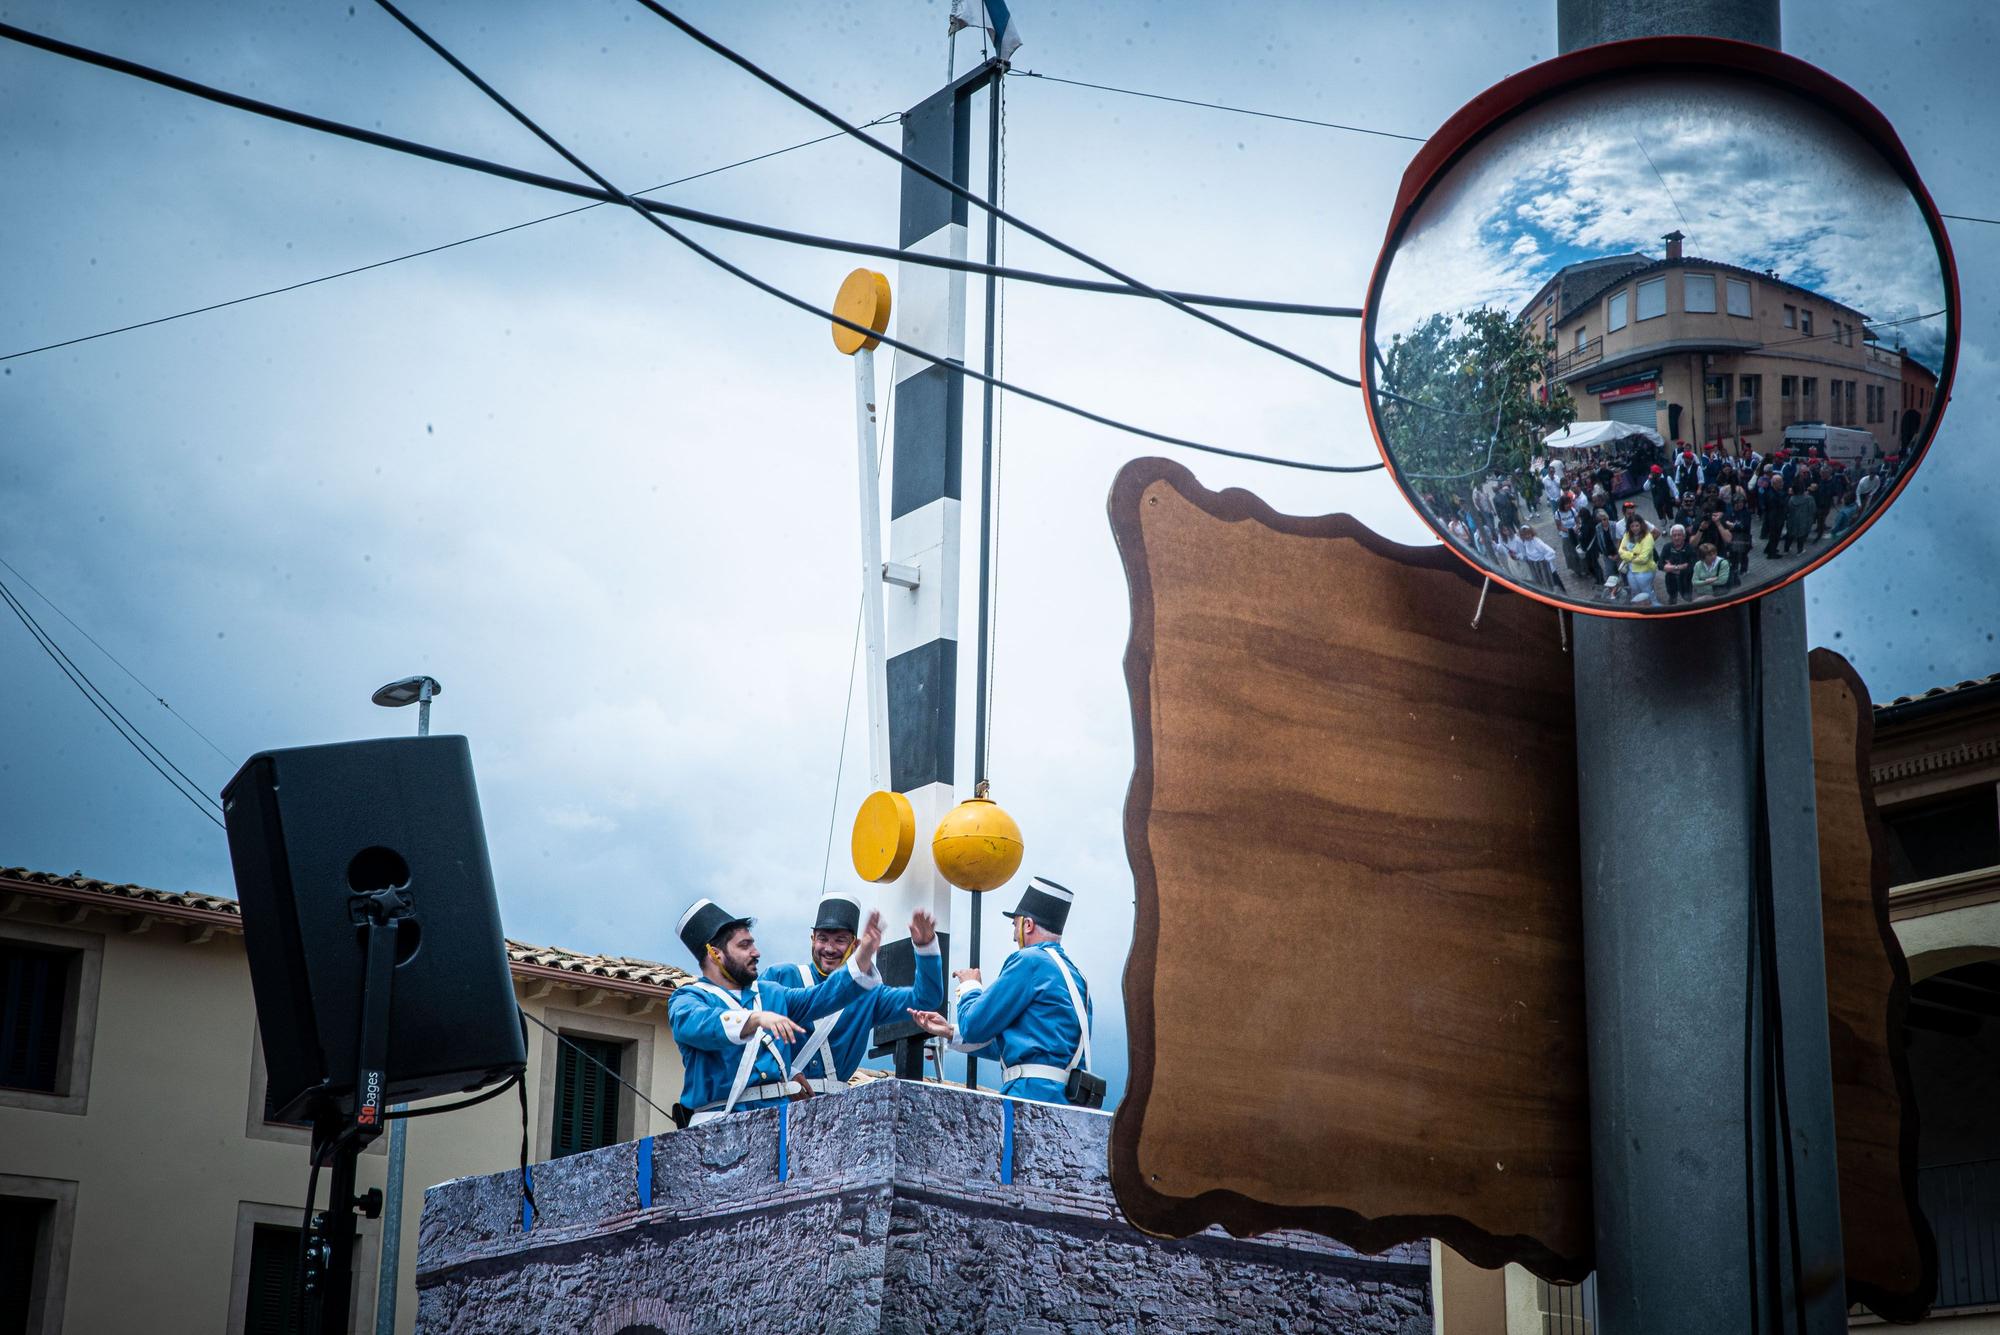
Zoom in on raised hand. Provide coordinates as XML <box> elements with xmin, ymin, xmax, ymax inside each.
<box><xmin>910</xmin><ymin>907</ymin><xmax>937</xmax><ymax>947</ymax></box>
<box><xmin>750</xmin><ymin>1010</ymin><xmax>805</xmax><ymax>1044</ymax></box>
<box><xmin>853</xmin><ymin>909</ymin><xmax>885</xmax><ymax>974</ymax></box>
<box><xmin>906</xmin><ymin>1009</ymin><xmax>953</xmax><ymax>1039</ymax></box>
<box><xmin>952</xmin><ymin>967</ymin><xmax>982</xmax><ymax>985</ymax></box>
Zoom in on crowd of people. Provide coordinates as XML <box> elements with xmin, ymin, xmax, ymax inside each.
<box><xmin>1420</xmin><ymin>439</ymin><xmax>1905</xmax><ymax>606</ymax></box>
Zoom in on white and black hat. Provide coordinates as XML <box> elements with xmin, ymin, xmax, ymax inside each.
<box><xmin>1002</xmin><ymin>876</ymin><xmax>1074</xmax><ymax>935</ymax></box>
<box><xmin>677</xmin><ymin>897</ymin><xmax>753</xmax><ymax>962</ymax></box>
<box><xmin>812</xmin><ymin>893</ymin><xmax>862</xmax><ymax>934</ymax></box>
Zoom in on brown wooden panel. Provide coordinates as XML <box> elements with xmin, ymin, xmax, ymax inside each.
<box><xmin>1810</xmin><ymin>648</ymin><xmax>1934</xmax><ymax>1324</ymax></box>
<box><xmin>1106</xmin><ymin>456</ymin><xmax>1594</xmax><ymax>1279</ymax></box>
<box><xmin>1105</xmin><ymin>458</ymin><xmax>1931</xmax><ymax>1316</ymax></box>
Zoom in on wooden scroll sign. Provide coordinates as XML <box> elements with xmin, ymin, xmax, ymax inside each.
<box><xmin>1106</xmin><ymin>457</ymin><xmax>1931</xmax><ymax>1320</ymax></box>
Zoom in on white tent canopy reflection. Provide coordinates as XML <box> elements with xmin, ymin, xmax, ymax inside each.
<box><xmin>1541</xmin><ymin>419</ymin><xmax>1664</xmax><ymax>451</ymax></box>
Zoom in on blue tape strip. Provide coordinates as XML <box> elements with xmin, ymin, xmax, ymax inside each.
<box><xmin>777</xmin><ymin>1099</ymin><xmax>791</xmax><ymax>1183</ymax></box>
<box><xmin>637</xmin><ymin>1135</ymin><xmax>653</xmax><ymax>1210</ymax></box>
<box><xmin>521</xmin><ymin>1162</ymin><xmax>535</xmax><ymax>1233</ymax></box>
<box><xmin>1000</xmin><ymin>1098</ymin><xmax>1015</xmax><ymax>1185</ymax></box>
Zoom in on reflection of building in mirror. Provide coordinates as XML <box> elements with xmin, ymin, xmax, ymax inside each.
<box><xmin>1521</xmin><ymin>229</ymin><xmax>1939</xmax><ymax>460</ymax></box>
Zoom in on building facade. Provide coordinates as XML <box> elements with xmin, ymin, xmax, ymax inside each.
<box><xmin>0</xmin><ymin>867</ymin><xmax>691</xmax><ymax>1335</ymax></box>
<box><xmin>1521</xmin><ymin>232</ymin><xmax>1917</xmax><ymax>455</ymax></box>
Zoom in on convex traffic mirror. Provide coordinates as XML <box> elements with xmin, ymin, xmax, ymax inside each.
<box><xmin>1363</xmin><ymin>38</ymin><xmax>1958</xmax><ymax>617</ymax></box>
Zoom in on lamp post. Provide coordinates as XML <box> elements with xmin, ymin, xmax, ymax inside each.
<box><xmin>367</xmin><ymin>673</ymin><xmax>439</xmax><ymax>1335</ymax></box>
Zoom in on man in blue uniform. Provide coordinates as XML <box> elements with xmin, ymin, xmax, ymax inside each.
<box><xmin>667</xmin><ymin>897</ymin><xmax>883</xmax><ymax>1127</ymax></box>
<box><xmin>761</xmin><ymin>893</ymin><xmax>946</xmax><ymax>1093</ymax></box>
<box><xmin>906</xmin><ymin>877</ymin><xmax>1101</xmax><ymax>1107</ymax></box>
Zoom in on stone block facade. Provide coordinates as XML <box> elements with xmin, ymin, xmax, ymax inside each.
<box><xmin>416</xmin><ymin>1080</ymin><xmax>1430</xmax><ymax>1334</ymax></box>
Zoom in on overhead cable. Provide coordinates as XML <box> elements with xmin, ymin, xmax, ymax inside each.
<box><xmin>0</xmin><ymin>116</ymin><xmax>900</xmax><ymax>364</ymax></box>
<box><xmin>0</xmin><ymin>17</ymin><xmax>1401</xmax><ymax>457</ymax></box>
<box><xmin>1008</xmin><ymin>67</ymin><xmax>1429</xmax><ymax>143</ymax></box>
<box><xmin>368</xmin><ymin>0</ymin><xmax>1384</xmax><ymax>473</ymax></box>
<box><xmin>0</xmin><ymin>553</ymin><xmax>234</xmax><ymax>763</ymax></box>
<box><xmin>0</xmin><ymin>20</ymin><xmax>1356</xmax><ymax>372</ymax></box>
<box><xmin>0</xmin><ymin>576</ymin><xmax>226</xmax><ymax>830</ymax></box>
<box><xmin>629</xmin><ymin>0</ymin><xmax>1366</xmax><ymax>388</ymax></box>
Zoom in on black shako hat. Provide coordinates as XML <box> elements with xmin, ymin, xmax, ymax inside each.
<box><xmin>677</xmin><ymin>898</ymin><xmax>753</xmax><ymax>962</ymax></box>
<box><xmin>1002</xmin><ymin>876</ymin><xmax>1074</xmax><ymax>935</ymax></box>
<box><xmin>812</xmin><ymin>893</ymin><xmax>862</xmax><ymax>934</ymax></box>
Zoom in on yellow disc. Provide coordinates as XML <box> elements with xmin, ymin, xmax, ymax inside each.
<box><xmin>831</xmin><ymin>268</ymin><xmax>892</xmax><ymax>355</ymax></box>
<box><xmin>931</xmin><ymin>796</ymin><xmax>1025</xmax><ymax>893</ymax></box>
<box><xmin>851</xmin><ymin>789</ymin><xmax>916</xmax><ymax>883</ymax></box>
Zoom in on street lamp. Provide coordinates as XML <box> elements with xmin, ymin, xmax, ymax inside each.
<box><xmin>371</xmin><ymin>675</ymin><xmax>441</xmax><ymax>736</ymax></box>
<box><xmin>366</xmin><ymin>673</ymin><xmax>439</xmax><ymax>1335</ymax></box>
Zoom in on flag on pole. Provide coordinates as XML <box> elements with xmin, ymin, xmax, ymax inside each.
<box><xmin>948</xmin><ymin>0</ymin><xmax>1022</xmax><ymax>62</ymax></box>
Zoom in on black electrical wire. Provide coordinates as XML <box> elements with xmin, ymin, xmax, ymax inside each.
<box><xmin>0</xmin><ymin>553</ymin><xmax>234</xmax><ymax>763</ymax></box>
<box><xmin>1747</xmin><ymin>607</ymin><xmax>1811</xmax><ymax>1335</ymax></box>
<box><xmin>0</xmin><ymin>575</ymin><xmax>226</xmax><ymax>830</ymax></box>
<box><xmin>0</xmin><ymin>19</ymin><xmax>1395</xmax><ymax>459</ymax></box>
<box><xmin>383</xmin><ymin>1071</ymin><xmax>522</xmax><ymax>1120</ymax></box>
<box><xmin>629</xmin><ymin>0</ymin><xmax>1366</xmax><ymax>389</ymax></box>
<box><xmin>519</xmin><ymin>1007</ymin><xmax>679</xmax><ymax>1124</ymax></box>
<box><xmin>1008</xmin><ymin>67</ymin><xmax>1430</xmax><ymax>143</ymax></box>
<box><xmin>1941</xmin><ymin>212</ymin><xmax>2000</xmax><ymax>226</ymax></box>
<box><xmin>0</xmin><ymin>115</ymin><xmax>898</xmax><ymax>365</ymax></box>
<box><xmin>0</xmin><ymin>22</ymin><xmax>1357</xmax><ymax>371</ymax></box>
<box><xmin>370</xmin><ymin>0</ymin><xmax>1385</xmax><ymax>474</ymax></box>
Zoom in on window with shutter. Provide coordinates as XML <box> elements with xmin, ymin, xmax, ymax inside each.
<box><xmin>0</xmin><ymin>1196</ymin><xmax>53</xmax><ymax>1335</ymax></box>
<box><xmin>0</xmin><ymin>943</ymin><xmax>74</xmax><ymax>1094</ymax></box>
<box><xmin>551</xmin><ymin>1035</ymin><xmax>626</xmax><ymax>1158</ymax></box>
<box><xmin>242</xmin><ymin>1224</ymin><xmax>304</xmax><ymax>1335</ymax></box>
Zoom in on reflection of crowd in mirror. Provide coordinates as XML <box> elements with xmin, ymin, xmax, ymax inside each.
<box><xmin>1420</xmin><ymin>438</ymin><xmax>1905</xmax><ymax>607</ymax></box>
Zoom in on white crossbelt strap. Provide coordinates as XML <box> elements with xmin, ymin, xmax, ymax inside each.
<box><xmin>788</xmin><ymin>965</ymin><xmax>844</xmax><ymax>1085</ymax></box>
<box><xmin>1001</xmin><ymin>949</ymin><xmax>1093</xmax><ymax>1086</ymax></box>
<box><xmin>687</xmin><ymin>979</ymin><xmax>788</xmax><ymax>1115</ymax></box>
<box><xmin>1046</xmin><ymin>949</ymin><xmax>1093</xmax><ymax>1074</ymax></box>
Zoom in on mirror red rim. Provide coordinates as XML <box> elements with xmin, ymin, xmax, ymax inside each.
<box><xmin>1359</xmin><ymin>36</ymin><xmax>1962</xmax><ymax>619</ymax></box>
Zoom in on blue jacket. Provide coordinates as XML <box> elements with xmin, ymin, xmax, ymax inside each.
<box><xmin>762</xmin><ymin>940</ymin><xmax>945</xmax><ymax>1086</ymax></box>
<box><xmin>668</xmin><ymin>956</ymin><xmax>877</xmax><ymax>1116</ymax></box>
<box><xmin>951</xmin><ymin>942</ymin><xmax>1092</xmax><ymax>1105</ymax></box>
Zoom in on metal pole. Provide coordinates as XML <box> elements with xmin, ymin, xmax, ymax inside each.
<box><xmin>1562</xmin><ymin>5</ymin><xmax>1843</xmax><ymax>1334</ymax></box>
<box><xmin>855</xmin><ymin>346</ymin><xmax>893</xmax><ymax>791</ymax></box>
<box><xmin>375</xmin><ymin>678</ymin><xmax>430</xmax><ymax>1333</ymax></box>
<box><xmin>966</xmin><ymin>68</ymin><xmax>1004</xmax><ymax>1090</ymax></box>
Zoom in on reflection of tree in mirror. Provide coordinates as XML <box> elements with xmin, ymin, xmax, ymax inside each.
<box><xmin>1379</xmin><ymin>306</ymin><xmax>1576</xmax><ymax>489</ymax></box>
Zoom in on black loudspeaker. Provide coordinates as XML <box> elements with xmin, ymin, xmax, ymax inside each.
<box><xmin>223</xmin><ymin>736</ymin><xmax>526</xmax><ymax>1121</ymax></box>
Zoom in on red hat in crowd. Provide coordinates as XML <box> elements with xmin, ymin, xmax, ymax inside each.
<box><xmin>1650</xmin><ymin>464</ymin><xmax>1663</xmax><ymax>473</ymax></box>
<box><xmin>1704</xmin><ymin>443</ymin><xmax>1719</xmax><ymax>452</ymax></box>
<box><xmin>1623</xmin><ymin>499</ymin><xmax>1638</xmax><ymax>508</ymax></box>
<box><xmin>1775</xmin><ymin>449</ymin><xmax>1789</xmax><ymax>459</ymax></box>
<box><xmin>1808</xmin><ymin>446</ymin><xmax>1821</xmax><ymax>456</ymax></box>
<box><xmin>1683</xmin><ymin>450</ymin><xmax>1695</xmax><ymax>460</ymax></box>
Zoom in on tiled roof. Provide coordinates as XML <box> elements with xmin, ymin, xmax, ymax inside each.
<box><xmin>0</xmin><ymin>866</ymin><xmax>689</xmax><ymax>993</ymax></box>
<box><xmin>0</xmin><ymin>866</ymin><xmax>241</xmax><ymax>918</ymax></box>
<box><xmin>506</xmin><ymin>941</ymin><xmax>692</xmax><ymax>991</ymax></box>
<box><xmin>1875</xmin><ymin>672</ymin><xmax>2000</xmax><ymax>714</ymax></box>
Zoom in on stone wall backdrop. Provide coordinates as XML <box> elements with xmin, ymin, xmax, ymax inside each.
<box><xmin>415</xmin><ymin>1081</ymin><xmax>1431</xmax><ymax>1334</ymax></box>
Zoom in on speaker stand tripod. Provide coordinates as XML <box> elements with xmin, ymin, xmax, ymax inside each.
<box><xmin>303</xmin><ymin>885</ymin><xmax>413</xmax><ymax>1335</ymax></box>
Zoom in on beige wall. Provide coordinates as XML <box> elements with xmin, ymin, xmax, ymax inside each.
<box><xmin>1554</xmin><ymin>266</ymin><xmax>1899</xmax><ymax>450</ymax></box>
<box><xmin>0</xmin><ymin>896</ymin><xmax>684</xmax><ymax>1335</ymax></box>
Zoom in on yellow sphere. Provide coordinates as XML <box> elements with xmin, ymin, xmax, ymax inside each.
<box><xmin>851</xmin><ymin>790</ymin><xmax>916</xmax><ymax>883</ymax></box>
<box><xmin>931</xmin><ymin>796</ymin><xmax>1024</xmax><ymax>892</ymax></box>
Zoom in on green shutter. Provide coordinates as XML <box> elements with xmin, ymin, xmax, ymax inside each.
<box><xmin>0</xmin><ymin>1196</ymin><xmax>52</xmax><ymax>1335</ymax></box>
<box><xmin>0</xmin><ymin>943</ymin><xmax>71</xmax><ymax>1094</ymax></box>
<box><xmin>552</xmin><ymin>1035</ymin><xmax>626</xmax><ymax>1158</ymax></box>
<box><xmin>243</xmin><ymin>1223</ymin><xmax>304</xmax><ymax>1335</ymax></box>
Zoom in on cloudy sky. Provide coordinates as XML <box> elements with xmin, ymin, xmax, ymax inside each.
<box><xmin>2</xmin><ymin>1</ymin><xmax>1996</xmax><ymax>1106</ymax></box>
<box><xmin>1377</xmin><ymin>71</ymin><xmax>1950</xmax><ymax>371</ymax></box>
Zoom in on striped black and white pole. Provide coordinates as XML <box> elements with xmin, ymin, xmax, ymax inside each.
<box><xmin>870</xmin><ymin>62</ymin><xmax>998</xmax><ymax>1073</ymax></box>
